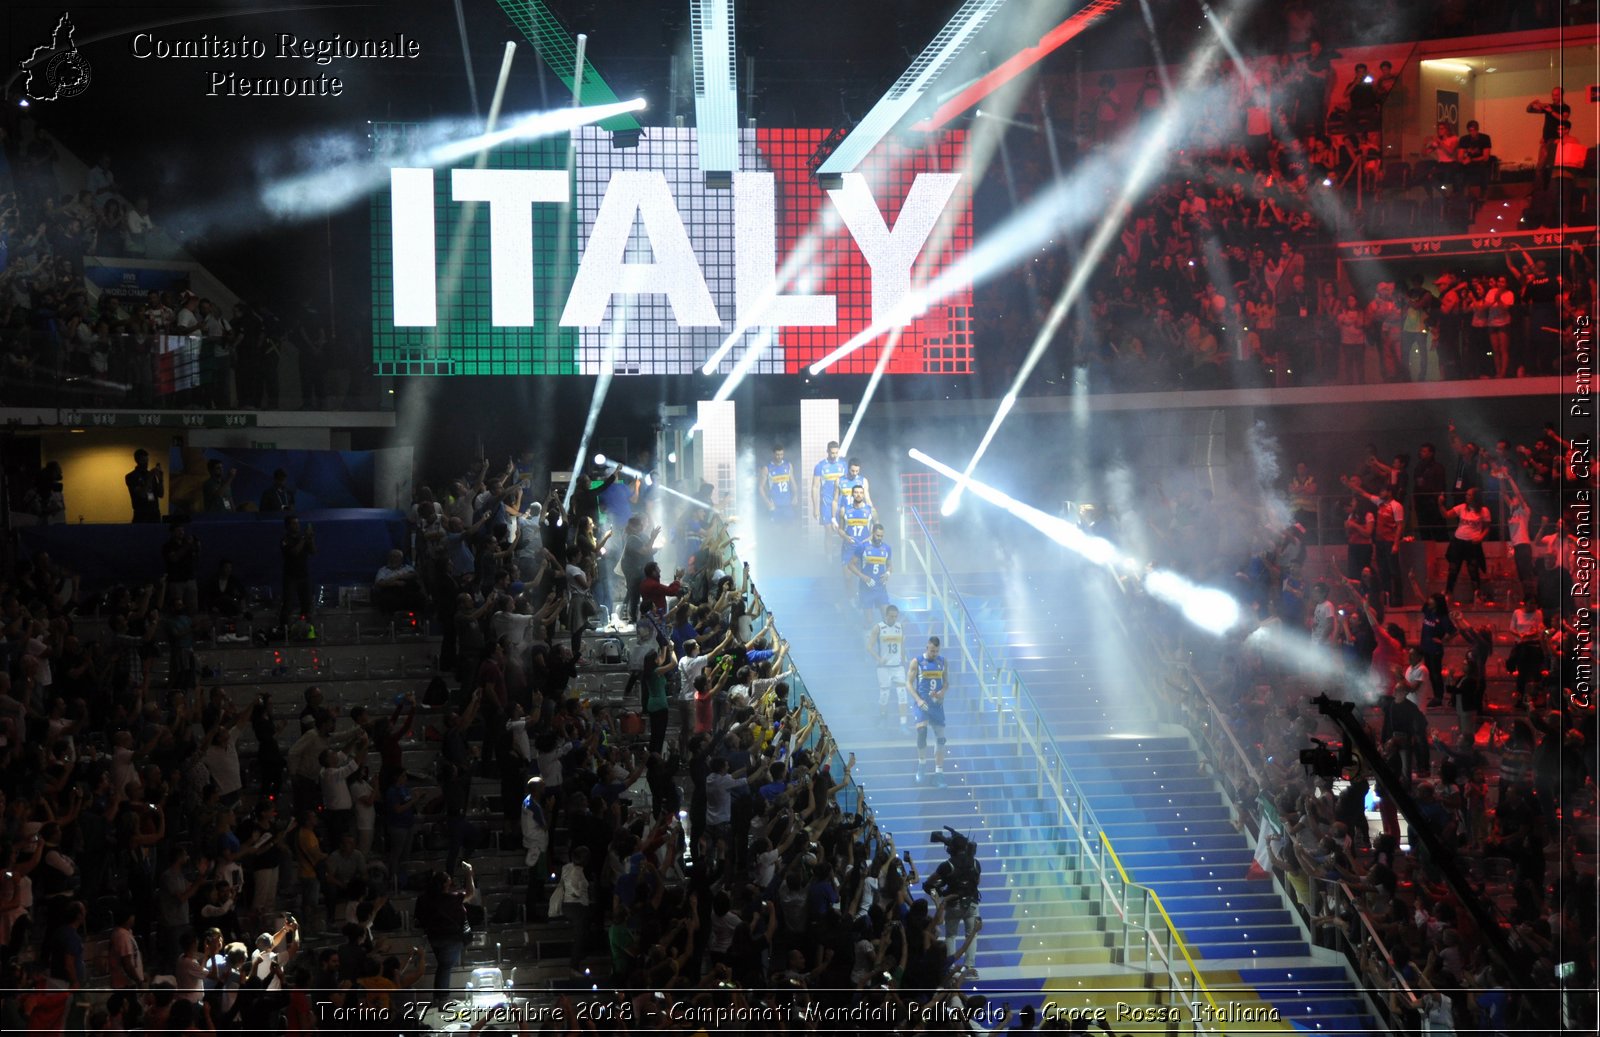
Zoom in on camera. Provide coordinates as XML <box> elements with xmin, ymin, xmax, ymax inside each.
<box><xmin>1298</xmin><ymin>738</ymin><xmax>1351</xmax><ymax>779</ymax></box>
<box><xmin>930</xmin><ymin>825</ymin><xmax>974</xmax><ymax>856</ymax></box>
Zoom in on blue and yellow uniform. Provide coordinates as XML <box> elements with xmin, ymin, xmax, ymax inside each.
<box><xmin>854</xmin><ymin>538</ymin><xmax>892</xmax><ymax>607</ymax></box>
<box><xmin>909</xmin><ymin>652</ymin><xmax>948</xmax><ymax>727</ymax></box>
<box><xmin>763</xmin><ymin>459</ymin><xmax>797</xmax><ymax>519</ymax></box>
<box><xmin>814</xmin><ymin>456</ymin><xmax>847</xmax><ymax>525</ymax></box>
<box><xmin>681</xmin><ymin>509</ymin><xmax>711</xmax><ymax>568</ymax></box>
<box><xmin>837</xmin><ymin>500</ymin><xmax>874</xmax><ymax>563</ymax></box>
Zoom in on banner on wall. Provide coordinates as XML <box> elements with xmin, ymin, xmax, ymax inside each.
<box><xmin>1336</xmin><ymin>225</ymin><xmax>1595</xmax><ymax>259</ymax></box>
<box><xmin>1435</xmin><ymin>89</ymin><xmax>1459</xmax><ymax>131</ymax></box>
<box><xmin>83</xmin><ymin>260</ymin><xmax>191</xmax><ymax>300</ymax></box>
<box><xmin>61</xmin><ymin>410</ymin><xmax>257</xmax><ymax>428</ymax></box>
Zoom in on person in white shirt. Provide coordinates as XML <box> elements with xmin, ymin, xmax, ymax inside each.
<box><xmin>319</xmin><ymin>745</ymin><xmax>363</xmax><ymax>846</ymax></box>
<box><xmin>506</xmin><ymin>707</ymin><xmax>533</xmax><ymax>766</ymax></box>
<box><xmin>1508</xmin><ymin>600</ymin><xmax>1547</xmax><ymax>707</ymax></box>
<box><xmin>348</xmin><ymin>767</ymin><xmax>377</xmax><ymax>854</ymax></box>
<box><xmin>125</xmin><ymin>197</ymin><xmax>155</xmax><ymax>255</ymax></box>
<box><xmin>558</xmin><ymin>845</ymin><xmax>594</xmax><ymax>975</ymax></box>
<box><xmin>1495</xmin><ymin>468</ymin><xmax>1536</xmax><ymax>601</ymax></box>
<box><xmin>249</xmin><ymin>918</ymin><xmax>299</xmax><ymax>990</ymax></box>
<box><xmin>521</xmin><ymin>781</ymin><xmax>551</xmax><ymax>919</ymax></box>
<box><xmin>1441</xmin><ymin>488</ymin><xmax>1491</xmax><ymax>603</ymax></box>
<box><xmin>750</xmin><ymin>811</ymin><xmax>801</xmax><ymax>891</ymax></box>
<box><xmin>1401</xmin><ymin>650</ymin><xmax>1428</xmax><ymax>698</ymax></box>
<box><xmin>175</xmin><ymin>931</ymin><xmax>207</xmax><ymax>1003</ymax></box>
<box><xmin>563</xmin><ymin>548</ymin><xmax>595</xmax><ymax>657</ymax></box>
<box><xmin>703</xmin><ymin>758</ymin><xmax>744</xmax><ymax>831</ymax></box>
<box><xmin>1535</xmin><ymin>518</ymin><xmax>1575</xmax><ymax>570</ymax></box>
<box><xmin>174</xmin><ymin>294</ymin><xmax>201</xmax><ymax>335</ymax></box>
<box><xmin>869</xmin><ymin>604</ymin><xmax>909</xmax><ymax>728</ymax></box>
<box><xmin>201</xmin><ymin>709</ymin><xmax>250</xmax><ymax>806</ymax></box>
<box><xmin>109</xmin><ymin>909</ymin><xmax>145</xmax><ymax>988</ymax></box>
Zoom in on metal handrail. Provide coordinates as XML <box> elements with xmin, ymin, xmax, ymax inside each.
<box><xmin>900</xmin><ymin>511</ymin><xmax>994</xmax><ymax>693</ymax></box>
<box><xmin>1163</xmin><ymin>628</ymin><xmax>1416</xmax><ymax>1030</ymax></box>
<box><xmin>1099</xmin><ymin>833</ymin><xmax>1221</xmax><ymax>1018</ymax></box>
<box><xmin>705</xmin><ymin>541</ymin><xmax>884</xmax><ymax>855</ymax></box>
<box><xmin>1181</xmin><ymin>661</ymin><xmax>1266</xmax><ymax>795</ymax></box>
<box><xmin>1335</xmin><ymin>880</ymin><xmax>1421</xmax><ymax>1012</ymax></box>
<box><xmin>902</xmin><ymin>506</ymin><xmax>1216</xmax><ymax>1033</ymax></box>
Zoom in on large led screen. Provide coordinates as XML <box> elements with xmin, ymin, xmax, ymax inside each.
<box><xmin>371</xmin><ymin>125</ymin><xmax>972</xmax><ymax>375</ymax></box>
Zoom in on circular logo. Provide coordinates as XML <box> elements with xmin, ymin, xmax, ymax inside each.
<box><xmin>45</xmin><ymin>50</ymin><xmax>92</xmax><ymax>98</ymax></box>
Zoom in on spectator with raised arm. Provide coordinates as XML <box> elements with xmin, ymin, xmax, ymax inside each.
<box><xmin>1526</xmin><ymin>87</ymin><xmax>1570</xmax><ymax>190</ymax></box>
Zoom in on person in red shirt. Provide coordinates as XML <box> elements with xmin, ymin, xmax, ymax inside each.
<box><xmin>636</xmin><ymin>562</ymin><xmax>685</xmax><ymax>637</ymax></box>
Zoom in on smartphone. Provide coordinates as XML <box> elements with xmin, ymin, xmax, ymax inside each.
<box><xmin>902</xmin><ymin>850</ymin><xmax>912</xmax><ymax>866</ymax></box>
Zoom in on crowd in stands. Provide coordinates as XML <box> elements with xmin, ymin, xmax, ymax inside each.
<box><xmin>1109</xmin><ymin>416</ymin><xmax>1596</xmax><ymax>1034</ymax></box>
<box><xmin>0</xmin><ymin>445</ymin><xmax>1019</xmax><ymax>1034</ymax></box>
<box><xmin>976</xmin><ymin>37</ymin><xmax>1598</xmax><ymax>394</ymax></box>
<box><xmin>0</xmin><ymin>118</ymin><xmax>357</xmax><ymax>410</ymax></box>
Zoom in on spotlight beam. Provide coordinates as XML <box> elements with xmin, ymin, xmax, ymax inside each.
<box><xmin>451</xmin><ymin>0</ymin><xmax>483</xmax><ymax>118</ymax></box>
<box><xmin>700</xmin><ymin>203</ymin><xmax>841</xmax><ymax>377</ymax></box>
<box><xmin>910</xmin><ymin>0</ymin><xmax>1123</xmax><ymax>132</ymax></box>
<box><xmin>807</xmin><ymin>106</ymin><xmax>1143</xmax><ymax>375</ymax></box>
<box><xmin>908</xmin><ymin>449</ymin><xmax>1119</xmax><ymax>565</ymax></box>
<box><xmin>911</xmin><ymin>447</ymin><xmax>1406</xmax><ymax>692</ymax></box>
<box><xmin>565</xmin><ymin>298</ymin><xmax>632</xmax><ymax>509</ymax></box>
<box><xmin>910</xmin><ymin>448</ymin><xmax>1248</xmax><ymax>639</ymax></box>
<box><xmin>711</xmin><ymin>324</ymin><xmax>778</xmax><ymax>402</ymax></box>
<box><xmin>432</xmin><ymin>41</ymin><xmax>520</xmax><ymax>367</ymax></box>
<box><xmin>816</xmin><ymin>0</ymin><xmax>1012</xmax><ymax>180</ymax></box>
<box><xmin>837</xmin><ymin>64</ymin><xmax>1021</xmax><ymax>436</ymax></box>
<box><xmin>943</xmin><ymin>0</ymin><xmax>1251</xmax><ymax>514</ymax></box>
<box><xmin>259</xmin><ymin>97</ymin><xmax>644</xmax><ymax>221</ymax></box>
<box><xmin>611</xmin><ymin>461</ymin><xmax>706</xmax><ymax>508</ymax></box>
<box><xmin>839</xmin><ymin>325</ymin><xmax>906</xmax><ymax>453</ymax></box>
<box><xmin>384</xmin><ymin>40</ymin><xmax>518</xmax><ymax>490</ymax></box>
<box><xmin>495</xmin><ymin>0</ymin><xmax>643</xmax><ymax>133</ymax></box>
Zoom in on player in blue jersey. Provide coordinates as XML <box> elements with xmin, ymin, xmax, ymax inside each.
<box><xmin>836</xmin><ymin>457</ymin><xmax>873</xmax><ymax>511</ymax></box>
<box><xmin>835</xmin><ymin>485</ymin><xmax>875</xmax><ymax>594</ymax></box>
<box><xmin>812</xmin><ymin>441</ymin><xmax>847</xmax><ymax>560</ymax></box>
<box><xmin>907</xmin><ymin>636</ymin><xmax>950</xmax><ymax>785</ymax></box>
<box><xmin>848</xmin><ymin>523</ymin><xmax>893</xmax><ymax>620</ymax></box>
<box><xmin>759</xmin><ymin>444</ymin><xmax>798</xmax><ymax>526</ymax></box>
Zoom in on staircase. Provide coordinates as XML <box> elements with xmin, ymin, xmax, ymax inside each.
<box><xmin>761</xmin><ymin>553</ymin><xmax>1384</xmax><ymax>1034</ymax></box>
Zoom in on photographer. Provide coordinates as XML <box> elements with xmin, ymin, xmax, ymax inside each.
<box><xmin>278</xmin><ymin>514</ymin><xmax>316</xmax><ymax>629</ymax></box>
<box><xmin>922</xmin><ymin>827</ymin><xmax>983</xmax><ymax>977</ymax></box>
<box><xmin>126</xmin><ymin>448</ymin><xmax>164</xmax><ymax>523</ymax></box>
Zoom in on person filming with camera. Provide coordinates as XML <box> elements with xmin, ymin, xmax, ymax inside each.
<box><xmin>922</xmin><ymin>826</ymin><xmax>983</xmax><ymax>978</ymax></box>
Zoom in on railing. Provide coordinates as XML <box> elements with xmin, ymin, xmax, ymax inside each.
<box><xmin>1099</xmin><ymin>834</ymin><xmax>1219</xmax><ymax>1016</ymax></box>
<box><xmin>1168</xmin><ymin>652</ymin><xmax>1415</xmax><ymax>1032</ymax></box>
<box><xmin>1329</xmin><ymin>879</ymin><xmax>1421</xmax><ymax>1014</ymax></box>
<box><xmin>900</xmin><ymin>506</ymin><xmax>1219</xmax><ymax>1033</ymax></box>
<box><xmin>0</xmin><ymin>328</ymin><xmax>394</xmax><ymax>412</ymax></box>
<box><xmin>698</xmin><ymin>531</ymin><xmax>878</xmax><ymax>842</ymax></box>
